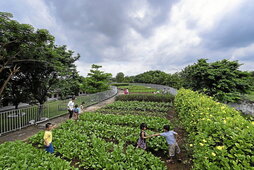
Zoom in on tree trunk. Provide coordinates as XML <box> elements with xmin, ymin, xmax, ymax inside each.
<box><xmin>37</xmin><ymin>103</ymin><xmax>44</xmax><ymax>121</ymax></box>
<box><xmin>0</xmin><ymin>65</ymin><xmax>20</xmax><ymax>97</ymax></box>
<box><xmin>14</xmin><ymin>103</ymin><xmax>19</xmax><ymax>110</ymax></box>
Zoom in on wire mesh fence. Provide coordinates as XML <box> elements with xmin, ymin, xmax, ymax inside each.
<box><xmin>0</xmin><ymin>86</ymin><xmax>117</xmax><ymax>136</ymax></box>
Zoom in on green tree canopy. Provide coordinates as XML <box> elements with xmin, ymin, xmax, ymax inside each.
<box><xmin>116</xmin><ymin>72</ymin><xmax>125</xmax><ymax>83</ymax></box>
<box><xmin>164</xmin><ymin>73</ymin><xmax>183</xmax><ymax>89</ymax></box>
<box><xmin>82</xmin><ymin>64</ymin><xmax>112</xmax><ymax>93</ymax></box>
<box><xmin>180</xmin><ymin>59</ymin><xmax>252</xmax><ymax>102</ymax></box>
<box><xmin>0</xmin><ymin>12</ymin><xmax>80</xmax><ymax>112</ymax></box>
<box><xmin>133</xmin><ymin>70</ymin><xmax>168</xmax><ymax>84</ymax></box>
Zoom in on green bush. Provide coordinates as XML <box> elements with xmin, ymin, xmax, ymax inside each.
<box><xmin>111</xmin><ymin>83</ymin><xmax>129</xmax><ymax>86</ymax></box>
<box><xmin>104</xmin><ymin>101</ymin><xmax>172</xmax><ymax>112</ymax></box>
<box><xmin>0</xmin><ymin>141</ymin><xmax>74</xmax><ymax>169</ymax></box>
<box><xmin>116</xmin><ymin>94</ymin><xmax>174</xmax><ymax>103</ymax></box>
<box><xmin>97</xmin><ymin>108</ymin><xmax>168</xmax><ymax>118</ymax></box>
<box><xmin>174</xmin><ymin>89</ymin><xmax>254</xmax><ymax>170</ymax></box>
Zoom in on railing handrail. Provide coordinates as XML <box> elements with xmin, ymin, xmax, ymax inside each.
<box><xmin>0</xmin><ymin>86</ymin><xmax>117</xmax><ymax>135</ymax></box>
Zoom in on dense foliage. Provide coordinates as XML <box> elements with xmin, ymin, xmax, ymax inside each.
<box><xmin>0</xmin><ymin>141</ymin><xmax>74</xmax><ymax>169</ymax></box>
<box><xmin>180</xmin><ymin>59</ymin><xmax>252</xmax><ymax>102</ymax></box>
<box><xmin>115</xmin><ymin>70</ymin><xmax>183</xmax><ymax>89</ymax></box>
<box><xmin>114</xmin><ymin>59</ymin><xmax>253</xmax><ymax>102</ymax></box>
<box><xmin>174</xmin><ymin>89</ymin><xmax>254</xmax><ymax>169</ymax></box>
<box><xmin>134</xmin><ymin>70</ymin><xmax>168</xmax><ymax>84</ymax></box>
<box><xmin>116</xmin><ymin>93</ymin><xmax>174</xmax><ymax>103</ymax></box>
<box><xmin>97</xmin><ymin>108</ymin><xmax>168</xmax><ymax>118</ymax></box>
<box><xmin>115</xmin><ymin>72</ymin><xmax>125</xmax><ymax>83</ymax></box>
<box><xmin>0</xmin><ymin>12</ymin><xmax>80</xmax><ymax>108</ymax></box>
<box><xmin>104</xmin><ymin>101</ymin><xmax>172</xmax><ymax>112</ymax></box>
<box><xmin>81</xmin><ymin>64</ymin><xmax>112</xmax><ymax>93</ymax></box>
<box><xmin>111</xmin><ymin>83</ymin><xmax>129</xmax><ymax>86</ymax></box>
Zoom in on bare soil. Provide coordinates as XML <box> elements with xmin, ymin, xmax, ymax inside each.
<box><xmin>165</xmin><ymin>109</ymin><xmax>193</xmax><ymax>170</ymax></box>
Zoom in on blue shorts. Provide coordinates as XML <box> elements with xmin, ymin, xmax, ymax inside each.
<box><xmin>45</xmin><ymin>143</ymin><xmax>54</xmax><ymax>153</ymax></box>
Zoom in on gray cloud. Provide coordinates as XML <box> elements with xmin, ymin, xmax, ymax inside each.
<box><xmin>201</xmin><ymin>0</ymin><xmax>254</xmax><ymax>50</ymax></box>
<box><xmin>44</xmin><ymin>0</ymin><xmax>178</xmax><ymax>63</ymax></box>
<box><xmin>0</xmin><ymin>0</ymin><xmax>253</xmax><ymax>76</ymax></box>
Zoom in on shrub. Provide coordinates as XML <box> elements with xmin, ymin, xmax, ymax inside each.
<box><xmin>174</xmin><ymin>89</ymin><xmax>254</xmax><ymax>170</ymax></box>
<box><xmin>111</xmin><ymin>83</ymin><xmax>129</xmax><ymax>87</ymax></box>
<box><xmin>116</xmin><ymin>94</ymin><xmax>174</xmax><ymax>103</ymax></box>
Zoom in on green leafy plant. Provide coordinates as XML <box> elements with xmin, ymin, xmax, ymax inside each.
<box><xmin>116</xmin><ymin>93</ymin><xmax>174</xmax><ymax>103</ymax></box>
<box><xmin>104</xmin><ymin>101</ymin><xmax>172</xmax><ymax>112</ymax></box>
<box><xmin>0</xmin><ymin>141</ymin><xmax>74</xmax><ymax>169</ymax></box>
<box><xmin>175</xmin><ymin>89</ymin><xmax>254</xmax><ymax>169</ymax></box>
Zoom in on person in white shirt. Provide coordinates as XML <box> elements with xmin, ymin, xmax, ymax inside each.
<box><xmin>126</xmin><ymin>88</ymin><xmax>129</xmax><ymax>94</ymax></box>
<box><xmin>67</xmin><ymin>97</ymin><xmax>75</xmax><ymax>119</ymax></box>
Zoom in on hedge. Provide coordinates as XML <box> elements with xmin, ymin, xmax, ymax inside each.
<box><xmin>116</xmin><ymin>94</ymin><xmax>174</xmax><ymax>103</ymax></box>
<box><xmin>111</xmin><ymin>83</ymin><xmax>129</xmax><ymax>87</ymax></box>
<box><xmin>174</xmin><ymin>89</ymin><xmax>254</xmax><ymax>170</ymax></box>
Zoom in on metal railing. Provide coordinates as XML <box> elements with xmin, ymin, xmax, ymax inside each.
<box><xmin>0</xmin><ymin>86</ymin><xmax>117</xmax><ymax>136</ymax></box>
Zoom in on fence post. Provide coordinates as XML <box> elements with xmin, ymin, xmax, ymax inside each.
<box><xmin>48</xmin><ymin>103</ymin><xmax>50</xmax><ymax>119</ymax></box>
<box><xmin>18</xmin><ymin>109</ymin><xmax>21</xmax><ymax>130</ymax></box>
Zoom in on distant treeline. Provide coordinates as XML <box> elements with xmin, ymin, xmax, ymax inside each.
<box><xmin>113</xmin><ymin>59</ymin><xmax>254</xmax><ymax>102</ymax></box>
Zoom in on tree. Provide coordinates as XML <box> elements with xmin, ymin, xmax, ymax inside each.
<box><xmin>84</xmin><ymin>64</ymin><xmax>112</xmax><ymax>93</ymax></box>
<box><xmin>4</xmin><ymin>72</ymin><xmax>31</xmax><ymax>109</ymax></box>
<box><xmin>116</xmin><ymin>72</ymin><xmax>124</xmax><ymax>83</ymax></box>
<box><xmin>180</xmin><ymin>59</ymin><xmax>252</xmax><ymax>102</ymax></box>
<box><xmin>20</xmin><ymin>44</ymin><xmax>79</xmax><ymax>119</ymax></box>
<box><xmin>0</xmin><ymin>12</ymin><xmax>80</xmax><ymax>120</ymax></box>
<box><xmin>164</xmin><ymin>73</ymin><xmax>183</xmax><ymax>89</ymax></box>
<box><xmin>0</xmin><ymin>12</ymin><xmax>31</xmax><ymax>97</ymax></box>
<box><xmin>123</xmin><ymin>76</ymin><xmax>134</xmax><ymax>83</ymax></box>
<box><xmin>48</xmin><ymin>45</ymin><xmax>81</xmax><ymax>98</ymax></box>
<box><xmin>133</xmin><ymin>70</ymin><xmax>168</xmax><ymax>84</ymax></box>
<box><xmin>248</xmin><ymin>71</ymin><xmax>254</xmax><ymax>89</ymax></box>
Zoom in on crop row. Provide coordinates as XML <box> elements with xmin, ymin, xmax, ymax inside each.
<box><xmin>174</xmin><ymin>89</ymin><xmax>254</xmax><ymax>170</ymax></box>
<box><xmin>115</xmin><ymin>93</ymin><xmax>174</xmax><ymax>103</ymax></box>
<box><xmin>30</xmin><ymin>119</ymin><xmax>169</xmax><ymax>151</ymax></box>
<box><xmin>29</xmin><ymin>119</ymin><xmax>167</xmax><ymax>169</ymax></box>
<box><xmin>117</xmin><ymin>85</ymin><xmax>157</xmax><ymax>91</ymax></box>
<box><xmin>97</xmin><ymin>108</ymin><xmax>168</xmax><ymax>117</ymax></box>
<box><xmin>0</xmin><ymin>141</ymin><xmax>74</xmax><ymax>170</ymax></box>
<box><xmin>104</xmin><ymin>101</ymin><xmax>172</xmax><ymax>112</ymax></box>
<box><xmin>80</xmin><ymin>112</ymin><xmax>170</xmax><ymax>131</ymax></box>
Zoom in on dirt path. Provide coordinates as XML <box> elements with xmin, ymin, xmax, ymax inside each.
<box><xmin>165</xmin><ymin>109</ymin><xmax>192</xmax><ymax>170</ymax></box>
<box><xmin>0</xmin><ymin>95</ymin><xmax>118</xmax><ymax>144</ymax></box>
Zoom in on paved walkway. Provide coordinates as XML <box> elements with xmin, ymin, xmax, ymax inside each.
<box><xmin>0</xmin><ymin>94</ymin><xmax>119</xmax><ymax>144</ymax></box>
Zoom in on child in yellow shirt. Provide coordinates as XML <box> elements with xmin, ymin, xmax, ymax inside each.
<box><xmin>44</xmin><ymin>123</ymin><xmax>56</xmax><ymax>153</ymax></box>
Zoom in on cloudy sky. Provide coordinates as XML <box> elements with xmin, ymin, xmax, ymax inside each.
<box><xmin>1</xmin><ymin>0</ymin><xmax>253</xmax><ymax>76</ymax></box>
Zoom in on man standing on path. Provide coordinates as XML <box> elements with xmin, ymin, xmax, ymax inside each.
<box><xmin>67</xmin><ymin>97</ymin><xmax>75</xmax><ymax>119</ymax></box>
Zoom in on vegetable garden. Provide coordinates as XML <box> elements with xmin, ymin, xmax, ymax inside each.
<box><xmin>1</xmin><ymin>92</ymin><xmax>175</xmax><ymax>169</ymax></box>
<box><xmin>117</xmin><ymin>84</ymin><xmax>158</xmax><ymax>93</ymax></box>
<box><xmin>1</xmin><ymin>87</ymin><xmax>253</xmax><ymax>169</ymax></box>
